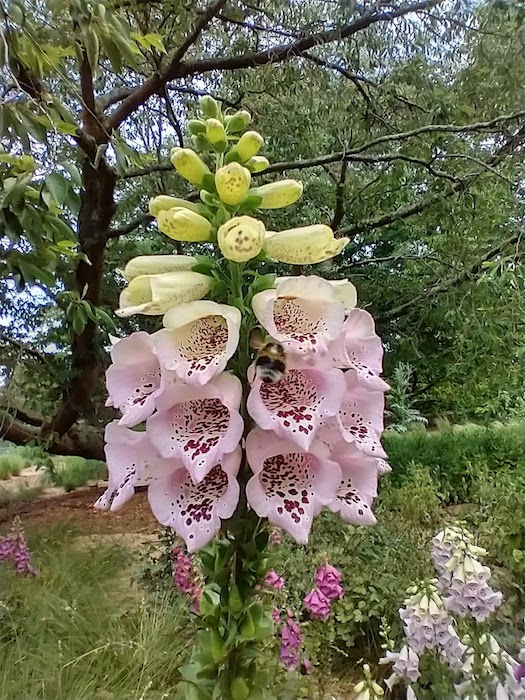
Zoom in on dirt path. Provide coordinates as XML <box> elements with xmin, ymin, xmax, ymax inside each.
<box><xmin>0</xmin><ymin>486</ymin><xmax>158</xmax><ymax>534</ymax></box>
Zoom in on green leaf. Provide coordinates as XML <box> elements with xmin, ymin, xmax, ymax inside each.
<box><xmin>45</xmin><ymin>173</ymin><xmax>69</xmax><ymax>206</ymax></box>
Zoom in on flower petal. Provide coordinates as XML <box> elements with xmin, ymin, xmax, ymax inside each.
<box><xmin>336</xmin><ymin>371</ymin><xmax>386</xmax><ymax>458</ymax></box>
<box><xmin>252</xmin><ymin>275</ymin><xmax>345</xmax><ymax>355</ymax></box>
<box><xmin>116</xmin><ymin>271</ymin><xmax>212</xmax><ymax>317</ymax></box>
<box><xmin>155</xmin><ymin>301</ymin><xmax>241</xmax><ymax>385</ymax></box>
<box><xmin>264</xmin><ymin>225</ymin><xmax>348</xmax><ymax>264</ymax></box>
<box><xmin>95</xmin><ymin>422</ymin><xmax>173</xmax><ymax>512</ymax></box>
<box><xmin>275</xmin><ymin>277</ymin><xmax>357</xmax><ymax>312</ymax></box>
<box><xmin>106</xmin><ymin>332</ymin><xmax>162</xmax><ymax>427</ymax></box>
<box><xmin>246</xmin><ymin>429</ymin><xmax>341</xmax><ymax>544</ymax></box>
<box><xmin>121</xmin><ymin>255</ymin><xmax>196</xmax><ymax>281</ymax></box>
<box><xmin>148</xmin><ymin>448</ymin><xmax>241</xmax><ymax>553</ymax></box>
<box><xmin>146</xmin><ymin>373</ymin><xmax>243</xmax><ymax>483</ymax></box>
<box><xmin>247</xmin><ymin>360</ymin><xmax>345</xmax><ymax>450</ymax></box>
<box><xmin>328</xmin><ymin>442</ymin><xmax>378</xmax><ymax>526</ymax></box>
<box><xmin>330</xmin><ymin>309</ymin><xmax>389</xmax><ymax>390</ymax></box>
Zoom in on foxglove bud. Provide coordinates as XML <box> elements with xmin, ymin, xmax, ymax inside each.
<box><xmin>217</xmin><ymin>215</ymin><xmax>264</xmax><ymax>262</ymax></box>
<box><xmin>122</xmin><ymin>255</ymin><xmax>196</xmax><ymax>281</ymax></box>
<box><xmin>236</xmin><ymin>131</ymin><xmax>263</xmax><ymax>160</ymax></box>
<box><xmin>205</xmin><ymin>118</ymin><xmax>226</xmax><ymax>145</ymax></box>
<box><xmin>170</xmin><ymin>148</ymin><xmax>211</xmax><ymax>187</ymax></box>
<box><xmin>148</xmin><ymin>195</ymin><xmax>200</xmax><ymax>216</ymax></box>
<box><xmin>199</xmin><ymin>95</ymin><xmax>220</xmax><ymax>119</ymax></box>
<box><xmin>225</xmin><ymin>109</ymin><xmax>251</xmax><ymax>132</ymax></box>
<box><xmin>157</xmin><ymin>208</ymin><xmax>212</xmax><ymax>242</ymax></box>
<box><xmin>215</xmin><ymin>163</ymin><xmax>251</xmax><ymax>205</ymax></box>
<box><xmin>248</xmin><ymin>179</ymin><xmax>303</xmax><ymax>209</ymax></box>
<box><xmin>246</xmin><ymin>156</ymin><xmax>270</xmax><ymax>172</ymax></box>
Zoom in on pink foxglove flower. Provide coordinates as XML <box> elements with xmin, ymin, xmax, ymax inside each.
<box><xmin>303</xmin><ymin>588</ymin><xmax>331</xmax><ymax>620</ymax></box>
<box><xmin>147</xmin><ymin>372</ymin><xmax>243</xmax><ymax>483</ymax></box>
<box><xmin>335</xmin><ymin>370</ymin><xmax>387</xmax><ymax>458</ymax></box>
<box><xmin>148</xmin><ymin>448</ymin><xmax>241</xmax><ymax>553</ymax></box>
<box><xmin>172</xmin><ymin>546</ymin><xmax>202</xmax><ymax>611</ymax></box>
<box><xmin>106</xmin><ymin>331</ymin><xmax>164</xmax><ymax>427</ymax></box>
<box><xmin>245</xmin><ymin>428</ymin><xmax>341</xmax><ymax>544</ymax></box>
<box><xmin>328</xmin><ymin>442</ymin><xmax>378</xmax><ymax>526</ymax></box>
<box><xmin>272</xmin><ymin>608</ymin><xmax>282</xmax><ymax>624</ymax></box>
<box><xmin>315</xmin><ymin>563</ymin><xmax>344</xmax><ymax>601</ymax></box>
<box><xmin>0</xmin><ymin>522</ymin><xmax>36</xmax><ymax>576</ymax></box>
<box><xmin>330</xmin><ymin>308</ymin><xmax>389</xmax><ymax>391</ymax></box>
<box><xmin>155</xmin><ymin>300</ymin><xmax>241</xmax><ymax>386</ymax></box>
<box><xmin>252</xmin><ymin>275</ymin><xmax>346</xmax><ymax>355</ymax></box>
<box><xmin>280</xmin><ymin>613</ymin><xmax>302</xmax><ymax>671</ymax></box>
<box><xmin>247</xmin><ymin>357</ymin><xmax>344</xmax><ymax>450</ymax></box>
<box><xmin>95</xmin><ymin>422</ymin><xmax>173</xmax><ymax>511</ymax></box>
<box><xmin>265</xmin><ymin>570</ymin><xmax>285</xmax><ymax>590</ymax></box>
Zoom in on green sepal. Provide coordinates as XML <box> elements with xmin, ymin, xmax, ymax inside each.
<box><xmin>188</xmin><ymin>119</ymin><xmax>206</xmax><ymax>136</ymax></box>
<box><xmin>201</xmin><ymin>173</ymin><xmax>217</xmax><ymax>193</ymax></box>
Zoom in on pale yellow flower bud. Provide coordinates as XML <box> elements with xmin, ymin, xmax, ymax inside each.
<box><xmin>217</xmin><ymin>216</ymin><xmax>265</xmax><ymax>263</ymax></box>
<box><xmin>264</xmin><ymin>224</ymin><xmax>349</xmax><ymax>264</ymax></box>
<box><xmin>122</xmin><ymin>255</ymin><xmax>196</xmax><ymax>281</ymax></box>
<box><xmin>148</xmin><ymin>195</ymin><xmax>200</xmax><ymax>216</ymax></box>
<box><xmin>170</xmin><ymin>148</ymin><xmax>211</xmax><ymax>187</ymax></box>
<box><xmin>116</xmin><ymin>271</ymin><xmax>211</xmax><ymax>316</ymax></box>
<box><xmin>215</xmin><ymin>162</ymin><xmax>251</xmax><ymax>206</ymax></box>
<box><xmin>248</xmin><ymin>179</ymin><xmax>303</xmax><ymax>209</ymax></box>
<box><xmin>225</xmin><ymin>110</ymin><xmax>251</xmax><ymax>132</ymax></box>
<box><xmin>236</xmin><ymin>131</ymin><xmax>263</xmax><ymax>161</ymax></box>
<box><xmin>157</xmin><ymin>208</ymin><xmax>212</xmax><ymax>242</ymax></box>
<box><xmin>205</xmin><ymin>118</ymin><xmax>226</xmax><ymax>145</ymax></box>
<box><xmin>246</xmin><ymin>156</ymin><xmax>270</xmax><ymax>173</ymax></box>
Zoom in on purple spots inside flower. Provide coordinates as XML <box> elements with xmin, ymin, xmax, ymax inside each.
<box><xmin>260</xmin><ymin>370</ymin><xmax>320</xmax><ymax>437</ymax></box>
<box><xmin>166</xmin><ymin>398</ymin><xmax>230</xmax><ymax>466</ymax></box>
<box><xmin>273</xmin><ymin>298</ymin><xmax>329</xmax><ymax>352</ymax></box>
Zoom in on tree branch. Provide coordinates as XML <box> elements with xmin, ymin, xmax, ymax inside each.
<box><xmin>107</xmin><ymin>0</ymin><xmax>444</xmax><ymax>130</ymax></box>
<box><xmin>106</xmin><ymin>213</ymin><xmax>154</xmax><ymax>239</ymax></box>
<box><xmin>382</xmin><ymin>232</ymin><xmax>524</xmax><ymax>320</ymax></box>
<box><xmin>0</xmin><ymin>332</ymin><xmax>52</xmax><ymax>365</ymax></box>
<box><xmin>331</xmin><ymin>161</ymin><xmax>348</xmax><ymax>230</ymax></box>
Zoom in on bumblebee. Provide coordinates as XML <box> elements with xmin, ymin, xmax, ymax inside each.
<box><xmin>250</xmin><ymin>328</ymin><xmax>286</xmax><ymax>384</ymax></box>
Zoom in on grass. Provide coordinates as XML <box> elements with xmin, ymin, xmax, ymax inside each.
<box><xmin>1</xmin><ymin>524</ymin><xmax>192</xmax><ymax>700</ymax></box>
<box><xmin>0</xmin><ymin>453</ymin><xmax>31</xmax><ymax>479</ymax></box>
<box><xmin>51</xmin><ymin>457</ymin><xmax>107</xmax><ymax>491</ymax></box>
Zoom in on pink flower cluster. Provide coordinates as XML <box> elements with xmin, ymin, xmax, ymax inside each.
<box><xmin>172</xmin><ymin>545</ymin><xmax>202</xmax><ymax>611</ymax></box>
<box><xmin>303</xmin><ymin>563</ymin><xmax>344</xmax><ymax>620</ymax></box>
<box><xmin>265</xmin><ymin>570</ymin><xmax>285</xmax><ymax>590</ymax></box>
<box><xmin>0</xmin><ymin>522</ymin><xmax>36</xmax><ymax>576</ymax></box>
<box><xmin>279</xmin><ymin>612</ymin><xmax>302</xmax><ymax>671</ymax></box>
<box><xmin>97</xmin><ymin>276</ymin><xmax>388</xmax><ymax>552</ymax></box>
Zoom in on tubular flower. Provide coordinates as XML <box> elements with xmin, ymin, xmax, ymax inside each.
<box><xmin>247</xmin><ymin>357</ymin><xmax>344</xmax><ymax>450</ymax></box>
<box><xmin>157</xmin><ymin>208</ymin><xmax>212</xmax><ymax>242</ymax></box>
<box><xmin>335</xmin><ymin>370</ymin><xmax>387</xmax><ymax>458</ymax></box>
<box><xmin>379</xmin><ymin>646</ymin><xmax>421</xmax><ymax>688</ymax></box>
<box><xmin>264</xmin><ymin>225</ymin><xmax>349</xmax><ymax>265</ymax></box>
<box><xmin>121</xmin><ymin>255</ymin><xmax>196</xmax><ymax>281</ymax></box>
<box><xmin>315</xmin><ymin>563</ymin><xmax>344</xmax><ymax>601</ymax></box>
<box><xmin>147</xmin><ymin>372</ymin><xmax>244</xmax><ymax>483</ymax></box>
<box><xmin>303</xmin><ymin>589</ymin><xmax>331</xmax><ymax>620</ymax></box>
<box><xmin>148</xmin><ymin>448</ymin><xmax>241</xmax><ymax>553</ymax></box>
<box><xmin>215</xmin><ymin>162</ymin><xmax>251</xmax><ymax>205</ymax></box>
<box><xmin>155</xmin><ymin>301</ymin><xmax>241</xmax><ymax>385</ymax></box>
<box><xmin>105</xmin><ymin>331</ymin><xmax>163</xmax><ymax>426</ymax></box>
<box><xmin>252</xmin><ymin>275</ymin><xmax>346</xmax><ymax>355</ymax></box>
<box><xmin>248</xmin><ymin>179</ymin><xmax>303</xmax><ymax>209</ymax></box>
<box><xmin>116</xmin><ymin>271</ymin><xmax>212</xmax><ymax>317</ymax></box>
<box><xmin>95</xmin><ymin>422</ymin><xmax>173</xmax><ymax>512</ymax></box>
<box><xmin>280</xmin><ymin>613</ymin><xmax>302</xmax><ymax>671</ymax></box>
<box><xmin>265</xmin><ymin>570</ymin><xmax>285</xmax><ymax>590</ymax></box>
<box><xmin>276</xmin><ymin>276</ymin><xmax>357</xmax><ymax>312</ymax></box>
<box><xmin>235</xmin><ymin>131</ymin><xmax>263</xmax><ymax>161</ymax></box>
<box><xmin>217</xmin><ymin>216</ymin><xmax>265</xmax><ymax>262</ymax></box>
<box><xmin>330</xmin><ymin>309</ymin><xmax>390</xmax><ymax>391</ymax></box>
<box><xmin>328</xmin><ymin>443</ymin><xmax>378</xmax><ymax>526</ymax></box>
<box><xmin>245</xmin><ymin>429</ymin><xmax>341</xmax><ymax>544</ymax></box>
<box><xmin>148</xmin><ymin>195</ymin><xmax>201</xmax><ymax>216</ymax></box>
<box><xmin>170</xmin><ymin>147</ymin><xmax>211</xmax><ymax>187</ymax></box>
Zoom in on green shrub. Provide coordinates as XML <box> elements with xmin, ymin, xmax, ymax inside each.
<box><xmin>383</xmin><ymin>423</ymin><xmax>525</xmax><ymax>502</ymax></box>
<box><xmin>0</xmin><ymin>453</ymin><xmax>28</xmax><ymax>479</ymax></box>
<box><xmin>52</xmin><ymin>457</ymin><xmax>107</xmax><ymax>491</ymax></box>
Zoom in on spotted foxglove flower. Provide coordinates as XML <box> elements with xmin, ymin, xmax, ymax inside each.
<box><xmin>443</xmin><ymin>559</ymin><xmax>502</xmax><ymax>622</ymax></box>
<box><xmin>95</xmin><ymin>422</ymin><xmax>172</xmax><ymax>511</ymax></box>
<box><xmin>379</xmin><ymin>645</ymin><xmax>421</xmax><ymax>688</ymax></box>
<box><xmin>335</xmin><ymin>370</ymin><xmax>387</xmax><ymax>458</ymax></box>
<box><xmin>432</xmin><ymin>525</ymin><xmax>487</xmax><ymax>585</ymax></box>
<box><xmin>303</xmin><ymin>589</ymin><xmax>331</xmax><ymax>620</ymax></box>
<box><xmin>252</xmin><ymin>275</ymin><xmax>346</xmax><ymax>355</ymax></box>
<box><xmin>280</xmin><ymin>612</ymin><xmax>302</xmax><ymax>670</ymax></box>
<box><xmin>106</xmin><ymin>331</ymin><xmax>164</xmax><ymax>427</ymax></box>
<box><xmin>330</xmin><ymin>308</ymin><xmax>389</xmax><ymax>391</ymax></box>
<box><xmin>276</xmin><ymin>276</ymin><xmax>357</xmax><ymax>311</ymax></box>
<box><xmin>121</xmin><ymin>254</ymin><xmax>196</xmax><ymax>280</ymax></box>
<box><xmin>264</xmin><ymin>224</ymin><xmax>349</xmax><ymax>265</ymax></box>
<box><xmin>247</xmin><ymin>356</ymin><xmax>344</xmax><ymax>450</ymax></box>
<box><xmin>328</xmin><ymin>442</ymin><xmax>378</xmax><ymax>526</ymax></box>
<box><xmin>155</xmin><ymin>301</ymin><xmax>241</xmax><ymax>385</ymax></box>
<box><xmin>217</xmin><ymin>216</ymin><xmax>265</xmax><ymax>263</ymax></box>
<box><xmin>148</xmin><ymin>448</ymin><xmax>241</xmax><ymax>553</ymax></box>
<box><xmin>146</xmin><ymin>372</ymin><xmax>243</xmax><ymax>483</ymax></box>
<box><xmin>245</xmin><ymin>428</ymin><xmax>341</xmax><ymax>544</ymax></box>
<box><xmin>116</xmin><ymin>271</ymin><xmax>212</xmax><ymax>317</ymax></box>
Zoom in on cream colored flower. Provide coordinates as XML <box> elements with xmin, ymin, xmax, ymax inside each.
<box><xmin>264</xmin><ymin>224</ymin><xmax>348</xmax><ymax>264</ymax></box>
<box><xmin>122</xmin><ymin>255</ymin><xmax>196</xmax><ymax>281</ymax></box>
<box><xmin>236</xmin><ymin>131</ymin><xmax>263</xmax><ymax>161</ymax></box>
<box><xmin>248</xmin><ymin>179</ymin><xmax>303</xmax><ymax>209</ymax></box>
<box><xmin>217</xmin><ymin>216</ymin><xmax>265</xmax><ymax>263</ymax></box>
<box><xmin>148</xmin><ymin>195</ymin><xmax>200</xmax><ymax>217</ymax></box>
<box><xmin>157</xmin><ymin>208</ymin><xmax>212</xmax><ymax>242</ymax></box>
<box><xmin>170</xmin><ymin>148</ymin><xmax>211</xmax><ymax>187</ymax></box>
<box><xmin>215</xmin><ymin>163</ymin><xmax>251</xmax><ymax>206</ymax></box>
<box><xmin>205</xmin><ymin>118</ymin><xmax>226</xmax><ymax>145</ymax></box>
<box><xmin>116</xmin><ymin>271</ymin><xmax>211</xmax><ymax>317</ymax></box>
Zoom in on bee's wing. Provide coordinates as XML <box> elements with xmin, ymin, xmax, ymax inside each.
<box><xmin>249</xmin><ymin>327</ymin><xmax>267</xmax><ymax>350</ymax></box>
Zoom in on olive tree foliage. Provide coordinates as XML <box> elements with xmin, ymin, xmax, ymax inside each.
<box><xmin>0</xmin><ymin>0</ymin><xmax>523</xmax><ymax>458</ymax></box>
